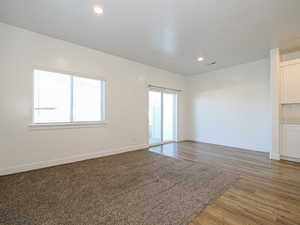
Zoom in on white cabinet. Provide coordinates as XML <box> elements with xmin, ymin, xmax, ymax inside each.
<box><xmin>280</xmin><ymin>59</ymin><xmax>300</xmax><ymax>162</ymax></box>
<box><xmin>281</xmin><ymin>60</ymin><xmax>300</xmax><ymax>104</ymax></box>
<box><xmin>281</xmin><ymin>125</ymin><xmax>300</xmax><ymax>160</ymax></box>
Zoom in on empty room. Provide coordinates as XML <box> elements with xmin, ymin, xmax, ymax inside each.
<box><xmin>1</xmin><ymin>1</ymin><xmax>300</xmax><ymax>225</ymax></box>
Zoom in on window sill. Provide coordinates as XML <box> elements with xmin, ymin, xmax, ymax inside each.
<box><xmin>29</xmin><ymin>121</ymin><xmax>107</xmax><ymax>130</ymax></box>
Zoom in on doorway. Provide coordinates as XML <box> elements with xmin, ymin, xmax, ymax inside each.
<box><xmin>148</xmin><ymin>88</ymin><xmax>178</xmax><ymax>145</ymax></box>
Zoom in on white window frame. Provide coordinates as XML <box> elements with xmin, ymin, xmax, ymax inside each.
<box><xmin>30</xmin><ymin>68</ymin><xmax>107</xmax><ymax>127</ymax></box>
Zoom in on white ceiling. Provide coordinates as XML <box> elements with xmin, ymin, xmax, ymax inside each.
<box><xmin>0</xmin><ymin>0</ymin><xmax>300</xmax><ymax>75</ymax></box>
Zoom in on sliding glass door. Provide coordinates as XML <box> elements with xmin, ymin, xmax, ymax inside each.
<box><xmin>149</xmin><ymin>89</ymin><xmax>177</xmax><ymax>145</ymax></box>
<box><xmin>149</xmin><ymin>90</ymin><xmax>162</xmax><ymax>144</ymax></box>
<box><xmin>163</xmin><ymin>91</ymin><xmax>177</xmax><ymax>142</ymax></box>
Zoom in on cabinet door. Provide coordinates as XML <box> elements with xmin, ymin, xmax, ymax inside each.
<box><xmin>281</xmin><ymin>125</ymin><xmax>300</xmax><ymax>159</ymax></box>
<box><xmin>282</xmin><ymin>63</ymin><xmax>300</xmax><ymax>103</ymax></box>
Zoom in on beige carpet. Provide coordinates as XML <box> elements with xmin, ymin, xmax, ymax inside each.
<box><xmin>0</xmin><ymin>150</ymin><xmax>239</xmax><ymax>225</ymax></box>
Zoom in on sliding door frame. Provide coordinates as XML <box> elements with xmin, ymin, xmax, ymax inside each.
<box><xmin>148</xmin><ymin>87</ymin><xmax>178</xmax><ymax>147</ymax></box>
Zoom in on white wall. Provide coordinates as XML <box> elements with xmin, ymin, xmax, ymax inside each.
<box><xmin>0</xmin><ymin>23</ymin><xmax>187</xmax><ymax>175</ymax></box>
<box><xmin>187</xmin><ymin>59</ymin><xmax>271</xmax><ymax>152</ymax></box>
<box><xmin>0</xmin><ymin>22</ymin><xmax>275</xmax><ymax>175</ymax></box>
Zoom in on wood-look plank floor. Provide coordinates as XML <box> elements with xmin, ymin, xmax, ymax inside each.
<box><xmin>149</xmin><ymin>141</ymin><xmax>300</xmax><ymax>225</ymax></box>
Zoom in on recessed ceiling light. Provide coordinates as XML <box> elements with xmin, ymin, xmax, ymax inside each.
<box><xmin>94</xmin><ymin>6</ymin><xmax>103</xmax><ymax>15</ymax></box>
<box><xmin>197</xmin><ymin>57</ymin><xmax>204</xmax><ymax>62</ymax></box>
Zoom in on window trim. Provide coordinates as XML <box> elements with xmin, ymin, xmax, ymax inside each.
<box><xmin>31</xmin><ymin>67</ymin><xmax>107</xmax><ymax>127</ymax></box>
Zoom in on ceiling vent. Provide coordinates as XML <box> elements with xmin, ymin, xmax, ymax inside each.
<box><xmin>206</xmin><ymin>61</ymin><xmax>217</xmax><ymax>66</ymax></box>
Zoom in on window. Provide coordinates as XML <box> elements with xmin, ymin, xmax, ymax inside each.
<box><xmin>33</xmin><ymin>69</ymin><xmax>106</xmax><ymax>124</ymax></box>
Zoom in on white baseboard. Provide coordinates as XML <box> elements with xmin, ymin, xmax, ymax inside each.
<box><xmin>280</xmin><ymin>155</ymin><xmax>300</xmax><ymax>163</ymax></box>
<box><xmin>190</xmin><ymin>139</ymin><xmax>270</xmax><ymax>153</ymax></box>
<box><xmin>0</xmin><ymin>144</ymin><xmax>149</xmax><ymax>176</ymax></box>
